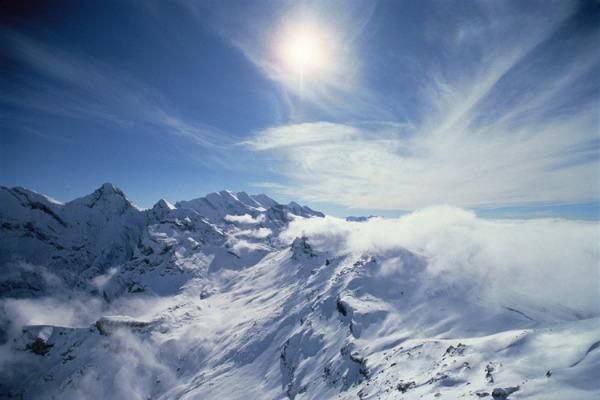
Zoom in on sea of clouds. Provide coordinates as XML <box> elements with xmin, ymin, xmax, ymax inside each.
<box><xmin>281</xmin><ymin>206</ymin><xmax>600</xmax><ymax>317</ymax></box>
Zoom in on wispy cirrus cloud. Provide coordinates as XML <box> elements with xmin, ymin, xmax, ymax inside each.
<box><xmin>245</xmin><ymin>1</ymin><xmax>600</xmax><ymax>210</ymax></box>
<box><xmin>0</xmin><ymin>31</ymin><xmax>231</xmax><ymax>149</ymax></box>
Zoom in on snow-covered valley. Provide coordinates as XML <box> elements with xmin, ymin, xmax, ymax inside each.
<box><xmin>1</xmin><ymin>183</ymin><xmax>598</xmax><ymax>399</ymax></box>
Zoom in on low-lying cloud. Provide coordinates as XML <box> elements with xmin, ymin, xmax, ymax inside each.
<box><xmin>281</xmin><ymin>206</ymin><xmax>600</xmax><ymax>316</ymax></box>
<box><xmin>224</xmin><ymin>214</ymin><xmax>266</xmax><ymax>224</ymax></box>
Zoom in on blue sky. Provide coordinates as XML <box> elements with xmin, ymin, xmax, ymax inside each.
<box><xmin>1</xmin><ymin>0</ymin><xmax>598</xmax><ymax>219</ymax></box>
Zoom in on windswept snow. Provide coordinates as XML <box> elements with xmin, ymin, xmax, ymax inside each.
<box><xmin>0</xmin><ymin>184</ymin><xmax>598</xmax><ymax>399</ymax></box>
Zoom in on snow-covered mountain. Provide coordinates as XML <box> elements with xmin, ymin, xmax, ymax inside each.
<box><xmin>0</xmin><ymin>184</ymin><xmax>598</xmax><ymax>399</ymax></box>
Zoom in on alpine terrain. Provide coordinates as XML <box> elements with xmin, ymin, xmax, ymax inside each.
<box><xmin>0</xmin><ymin>183</ymin><xmax>598</xmax><ymax>400</ymax></box>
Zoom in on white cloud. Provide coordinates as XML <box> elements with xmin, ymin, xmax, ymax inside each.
<box><xmin>246</xmin><ymin>111</ymin><xmax>598</xmax><ymax>209</ymax></box>
<box><xmin>244</xmin><ymin>122</ymin><xmax>362</xmax><ymax>150</ymax></box>
<box><xmin>91</xmin><ymin>267</ymin><xmax>119</xmax><ymax>289</ymax></box>
<box><xmin>240</xmin><ymin>227</ymin><xmax>272</xmax><ymax>239</ymax></box>
<box><xmin>230</xmin><ymin>238</ymin><xmax>271</xmax><ymax>253</ymax></box>
<box><xmin>1</xmin><ymin>296</ymin><xmax>104</xmax><ymax>334</ymax></box>
<box><xmin>244</xmin><ymin>3</ymin><xmax>600</xmax><ymax>209</ymax></box>
<box><xmin>224</xmin><ymin>214</ymin><xmax>266</xmax><ymax>224</ymax></box>
<box><xmin>281</xmin><ymin>206</ymin><xmax>600</xmax><ymax>316</ymax></box>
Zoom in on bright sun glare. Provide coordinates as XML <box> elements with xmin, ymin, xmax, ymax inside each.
<box><xmin>277</xmin><ymin>23</ymin><xmax>333</xmax><ymax>78</ymax></box>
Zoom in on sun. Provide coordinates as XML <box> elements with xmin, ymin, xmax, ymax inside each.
<box><xmin>283</xmin><ymin>29</ymin><xmax>324</xmax><ymax>74</ymax></box>
<box><xmin>276</xmin><ymin>22</ymin><xmax>333</xmax><ymax>78</ymax></box>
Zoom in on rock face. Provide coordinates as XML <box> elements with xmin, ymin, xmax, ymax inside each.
<box><xmin>291</xmin><ymin>236</ymin><xmax>317</xmax><ymax>259</ymax></box>
<box><xmin>491</xmin><ymin>386</ymin><xmax>520</xmax><ymax>399</ymax></box>
<box><xmin>26</xmin><ymin>337</ymin><xmax>54</xmax><ymax>355</ymax></box>
<box><xmin>0</xmin><ymin>185</ymin><xmax>598</xmax><ymax>400</ymax></box>
<box><xmin>21</xmin><ymin>326</ymin><xmax>56</xmax><ymax>355</ymax></box>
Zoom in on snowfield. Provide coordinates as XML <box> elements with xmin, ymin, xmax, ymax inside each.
<box><xmin>0</xmin><ymin>183</ymin><xmax>598</xmax><ymax>399</ymax></box>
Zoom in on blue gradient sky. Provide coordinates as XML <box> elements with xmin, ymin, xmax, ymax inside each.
<box><xmin>1</xmin><ymin>0</ymin><xmax>598</xmax><ymax>219</ymax></box>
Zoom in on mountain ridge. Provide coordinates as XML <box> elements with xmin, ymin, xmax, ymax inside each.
<box><xmin>0</xmin><ymin>184</ymin><xmax>598</xmax><ymax>399</ymax></box>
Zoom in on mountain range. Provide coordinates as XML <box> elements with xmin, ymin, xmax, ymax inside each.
<box><xmin>0</xmin><ymin>183</ymin><xmax>598</xmax><ymax>399</ymax></box>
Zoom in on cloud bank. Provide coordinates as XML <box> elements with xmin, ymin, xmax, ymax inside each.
<box><xmin>281</xmin><ymin>207</ymin><xmax>600</xmax><ymax>316</ymax></box>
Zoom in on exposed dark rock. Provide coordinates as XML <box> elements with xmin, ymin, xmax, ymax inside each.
<box><xmin>27</xmin><ymin>338</ymin><xmax>53</xmax><ymax>356</ymax></box>
<box><xmin>291</xmin><ymin>236</ymin><xmax>316</xmax><ymax>259</ymax></box>
<box><xmin>445</xmin><ymin>343</ymin><xmax>466</xmax><ymax>356</ymax></box>
<box><xmin>397</xmin><ymin>380</ymin><xmax>416</xmax><ymax>393</ymax></box>
<box><xmin>279</xmin><ymin>339</ymin><xmax>296</xmax><ymax>398</ymax></box>
<box><xmin>485</xmin><ymin>363</ymin><xmax>495</xmax><ymax>383</ymax></box>
<box><xmin>491</xmin><ymin>386</ymin><xmax>520</xmax><ymax>399</ymax></box>
<box><xmin>28</xmin><ymin>201</ymin><xmax>68</xmax><ymax>227</ymax></box>
<box><xmin>9</xmin><ymin>187</ymin><xmax>67</xmax><ymax>227</ymax></box>
<box><xmin>127</xmin><ymin>283</ymin><xmax>144</xmax><ymax>293</ymax></box>
<box><xmin>349</xmin><ymin>352</ymin><xmax>369</xmax><ymax>378</ymax></box>
<box><xmin>62</xmin><ymin>354</ymin><xmax>75</xmax><ymax>364</ymax></box>
<box><xmin>426</xmin><ymin>372</ymin><xmax>449</xmax><ymax>384</ymax></box>
<box><xmin>336</xmin><ymin>297</ymin><xmax>348</xmax><ymax>317</ymax></box>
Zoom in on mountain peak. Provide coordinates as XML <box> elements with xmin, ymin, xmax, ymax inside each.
<box><xmin>218</xmin><ymin>189</ymin><xmax>236</xmax><ymax>197</ymax></box>
<box><xmin>66</xmin><ymin>182</ymin><xmax>135</xmax><ymax>211</ymax></box>
<box><xmin>153</xmin><ymin>199</ymin><xmax>175</xmax><ymax>210</ymax></box>
<box><xmin>97</xmin><ymin>183</ymin><xmax>125</xmax><ymax>197</ymax></box>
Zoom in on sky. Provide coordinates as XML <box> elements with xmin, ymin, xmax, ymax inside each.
<box><xmin>0</xmin><ymin>0</ymin><xmax>599</xmax><ymax>219</ymax></box>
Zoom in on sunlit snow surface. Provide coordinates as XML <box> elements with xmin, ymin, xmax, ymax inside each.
<box><xmin>0</xmin><ymin>184</ymin><xmax>598</xmax><ymax>399</ymax></box>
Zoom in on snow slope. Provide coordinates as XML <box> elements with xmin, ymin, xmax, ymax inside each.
<box><xmin>0</xmin><ymin>184</ymin><xmax>598</xmax><ymax>400</ymax></box>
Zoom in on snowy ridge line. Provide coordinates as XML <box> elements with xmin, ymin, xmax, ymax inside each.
<box><xmin>0</xmin><ymin>184</ymin><xmax>598</xmax><ymax>399</ymax></box>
